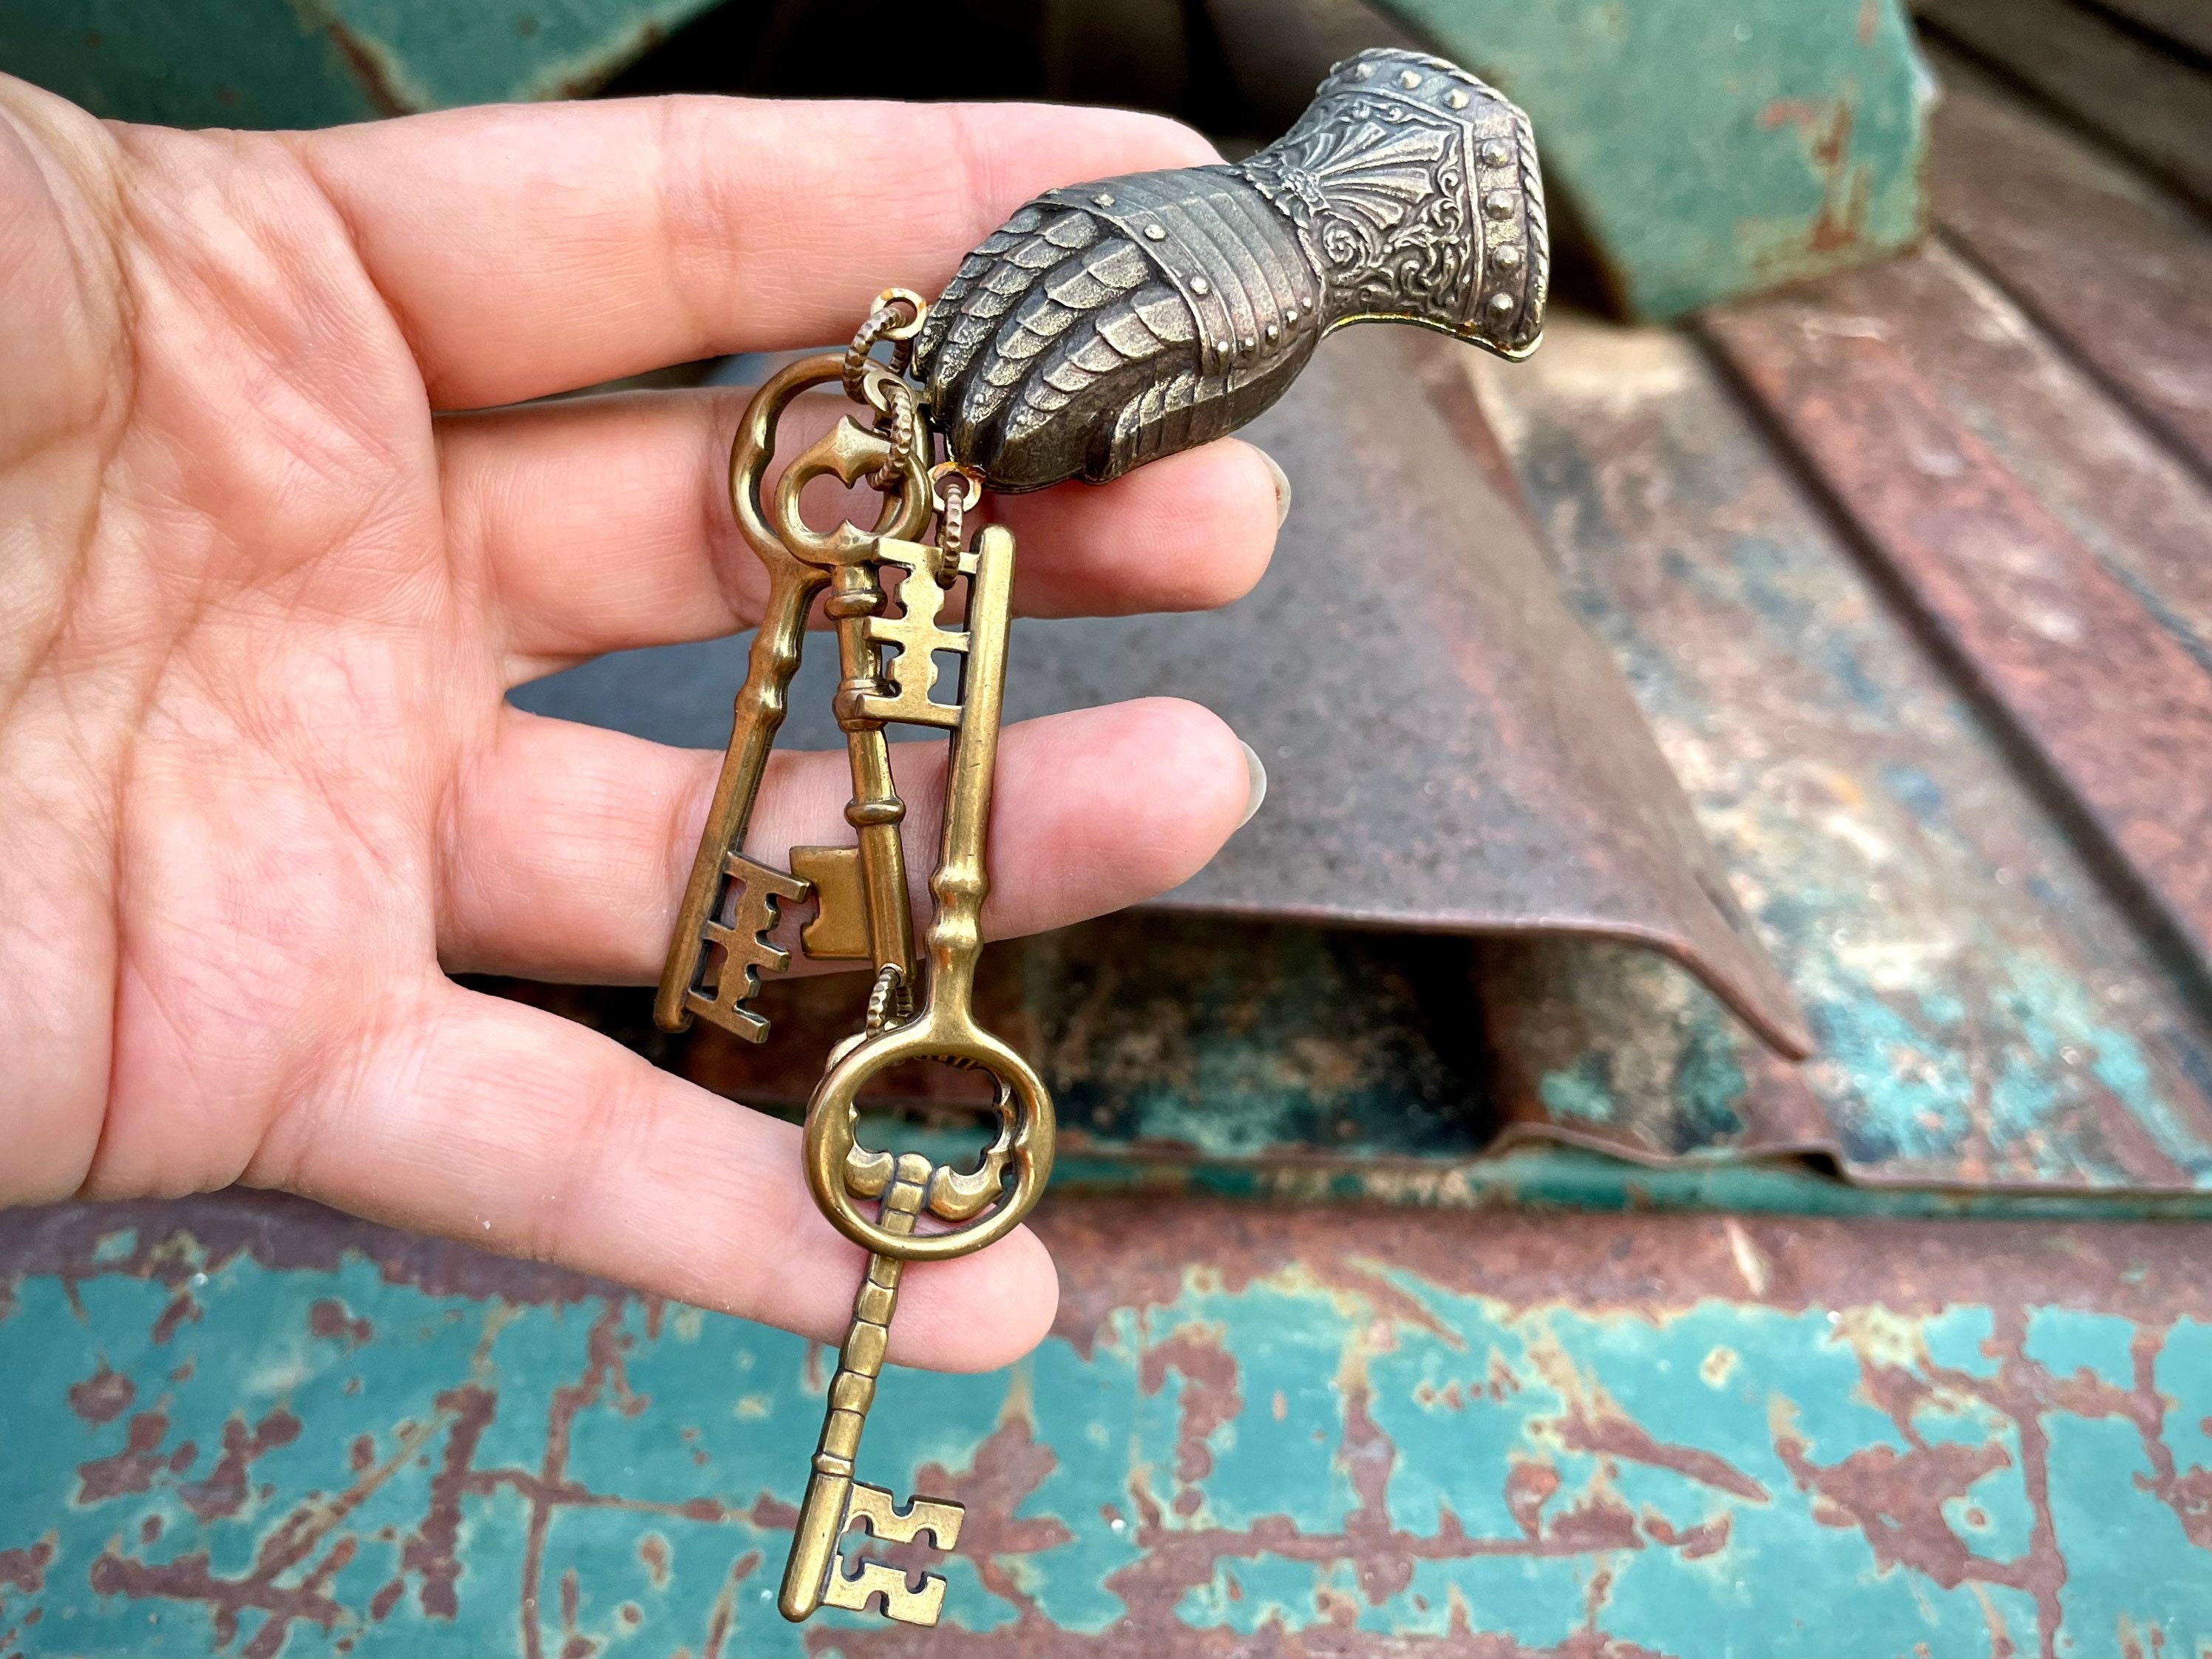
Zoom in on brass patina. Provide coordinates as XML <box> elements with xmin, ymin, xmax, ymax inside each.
<box><xmin>655</xmin><ymin>45</ymin><xmax>1546</xmax><ymax>1629</ymax></box>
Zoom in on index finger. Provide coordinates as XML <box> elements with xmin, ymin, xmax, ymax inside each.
<box><xmin>288</xmin><ymin>96</ymin><xmax>1218</xmax><ymax>410</ymax></box>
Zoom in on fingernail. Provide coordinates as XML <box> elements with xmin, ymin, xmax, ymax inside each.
<box><xmin>1256</xmin><ymin>448</ymin><xmax>1292</xmax><ymax>528</ymax></box>
<box><xmin>1238</xmin><ymin>740</ymin><xmax>1268</xmax><ymax>827</ymax></box>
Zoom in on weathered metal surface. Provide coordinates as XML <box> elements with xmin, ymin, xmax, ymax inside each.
<box><xmin>1703</xmin><ymin>251</ymin><xmax>2212</xmax><ymax>1000</ymax></box>
<box><xmin>522</xmin><ymin>82</ymin><xmax>2212</xmax><ymax>1197</ymax></box>
<box><xmin>6</xmin><ymin>1190</ymin><xmax>2212</xmax><ymax>1655</ymax></box>
<box><xmin>1927</xmin><ymin>58</ymin><xmax>2212</xmax><ymax>480</ymax></box>
<box><xmin>503</xmin><ymin>913</ymin><xmax>1497</xmax><ymax>1163</ymax></box>
<box><xmin>2097</xmin><ymin>0</ymin><xmax>2212</xmax><ymax>59</ymax></box>
<box><xmin>1466</xmin><ymin>316</ymin><xmax>2212</xmax><ymax>1192</ymax></box>
<box><xmin>520</xmin><ymin>325</ymin><xmax>1811</xmax><ymax>1059</ymax></box>
<box><xmin>0</xmin><ymin>0</ymin><xmax>722</xmax><ymax>127</ymax></box>
<box><xmin>1368</xmin><ymin>0</ymin><xmax>1934</xmax><ymax>319</ymax></box>
<box><xmin>1916</xmin><ymin>0</ymin><xmax>2212</xmax><ymax>214</ymax></box>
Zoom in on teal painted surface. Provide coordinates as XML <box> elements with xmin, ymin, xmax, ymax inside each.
<box><xmin>5</xmin><ymin>1198</ymin><xmax>2211</xmax><ymax>1654</ymax></box>
<box><xmin>0</xmin><ymin>0</ymin><xmax>385</xmax><ymax>128</ymax></box>
<box><xmin>0</xmin><ymin>0</ymin><xmax>719</xmax><ymax>129</ymax></box>
<box><xmin>1046</xmin><ymin>1141</ymin><xmax>2212</xmax><ymax>1220</ymax></box>
<box><xmin>1371</xmin><ymin>0</ymin><xmax>1935</xmax><ymax>317</ymax></box>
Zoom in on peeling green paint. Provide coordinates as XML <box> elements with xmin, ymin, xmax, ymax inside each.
<box><xmin>8</xmin><ymin>1207</ymin><xmax>2210</xmax><ymax>1654</ymax></box>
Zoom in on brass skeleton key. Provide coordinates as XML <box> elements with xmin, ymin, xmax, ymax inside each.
<box><xmin>778</xmin><ymin>1152</ymin><xmax>965</xmax><ymax>1626</ymax></box>
<box><xmin>654</xmin><ymin>347</ymin><xmax>932</xmax><ymax>1042</ymax></box>
<box><xmin>778</xmin><ymin>515</ymin><xmax>1050</xmax><ymax>1626</ymax></box>
<box><xmin>798</xmin><ymin>515</ymin><xmax>1053</xmax><ymax>1267</ymax></box>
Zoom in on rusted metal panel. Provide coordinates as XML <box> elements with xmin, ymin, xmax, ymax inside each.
<box><xmin>523</xmin><ymin>260</ymin><xmax>2212</xmax><ymax>1195</ymax></box>
<box><xmin>1465</xmin><ymin>317</ymin><xmax>2212</xmax><ymax>1192</ymax></box>
<box><xmin>1927</xmin><ymin>58</ymin><xmax>2212</xmax><ymax>480</ymax></box>
<box><xmin>2096</xmin><ymin>0</ymin><xmax>2212</xmax><ymax>58</ymax></box>
<box><xmin>520</xmin><ymin>327</ymin><xmax>1811</xmax><ymax>1060</ymax></box>
<box><xmin>1814</xmin><ymin>237</ymin><xmax>2212</xmax><ymax>673</ymax></box>
<box><xmin>1916</xmin><ymin>0</ymin><xmax>2212</xmax><ymax>213</ymax></box>
<box><xmin>5</xmin><ymin>1191</ymin><xmax>2212</xmax><ymax>1655</ymax></box>
<box><xmin>1368</xmin><ymin>0</ymin><xmax>1936</xmax><ymax>319</ymax></box>
<box><xmin>1028</xmin><ymin>332</ymin><xmax>1808</xmax><ymax>1059</ymax></box>
<box><xmin>1703</xmin><ymin>254</ymin><xmax>2212</xmax><ymax>998</ymax></box>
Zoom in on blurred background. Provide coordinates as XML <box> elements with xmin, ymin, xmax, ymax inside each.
<box><xmin>5</xmin><ymin>1</ymin><xmax>2212</xmax><ymax>1654</ymax></box>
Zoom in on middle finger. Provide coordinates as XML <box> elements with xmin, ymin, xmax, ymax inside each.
<box><xmin>439</xmin><ymin>385</ymin><xmax>1284</xmax><ymax>681</ymax></box>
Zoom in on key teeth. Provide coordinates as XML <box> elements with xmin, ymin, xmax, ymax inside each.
<box><xmin>821</xmin><ymin>1560</ymin><xmax>946</xmax><ymax>1626</ymax></box>
<box><xmin>847</xmin><ymin>1483</ymin><xmax>964</xmax><ymax>1550</ymax></box>
<box><xmin>825</xmin><ymin>1485</ymin><xmax>965</xmax><ymax>1627</ymax></box>
<box><xmin>687</xmin><ymin>854</ymin><xmax>810</xmax><ymax>1041</ymax></box>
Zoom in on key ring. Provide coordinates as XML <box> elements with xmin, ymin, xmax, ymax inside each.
<box><xmin>804</xmin><ymin>1021</ymin><xmax>1054</xmax><ymax>1261</ymax></box>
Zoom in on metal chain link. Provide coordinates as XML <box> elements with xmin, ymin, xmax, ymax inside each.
<box><xmin>929</xmin><ymin>461</ymin><xmax>985</xmax><ymax>571</ymax></box>
<box><xmin>843</xmin><ymin>288</ymin><xmax>932</xmax><ymax>492</ymax></box>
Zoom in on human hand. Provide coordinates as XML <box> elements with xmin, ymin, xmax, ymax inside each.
<box><xmin>0</xmin><ymin>81</ymin><xmax>1280</xmax><ymax>1369</ymax></box>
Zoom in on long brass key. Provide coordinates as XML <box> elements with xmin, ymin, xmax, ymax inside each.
<box><xmin>800</xmin><ymin>518</ymin><xmax>1053</xmax><ymax>1263</ymax></box>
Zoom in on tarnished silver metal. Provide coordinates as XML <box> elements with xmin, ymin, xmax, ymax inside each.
<box><xmin>913</xmin><ymin>47</ymin><xmax>1547</xmax><ymax>491</ymax></box>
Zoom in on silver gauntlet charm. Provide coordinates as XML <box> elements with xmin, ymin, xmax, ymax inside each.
<box><xmin>915</xmin><ymin>47</ymin><xmax>1549</xmax><ymax>492</ymax></box>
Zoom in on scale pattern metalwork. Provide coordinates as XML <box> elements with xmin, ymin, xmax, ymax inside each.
<box><xmin>915</xmin><ymin>48</ymin><xmax>1548</xmax><ymax>490</ymax></box>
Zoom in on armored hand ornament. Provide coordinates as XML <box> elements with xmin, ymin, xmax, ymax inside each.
<box><xmin>915</xmin><ymin>49</ymin><xmax>1547</xmax><ymax>490</ymax></box>
<box><xmin>654</xmin><ymin>46</ymin><xmax>1546</xmax><ymax>1631</ymax></box>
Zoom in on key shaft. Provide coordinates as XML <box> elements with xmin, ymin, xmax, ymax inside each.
<box><xmin>778</xmin><ymin>1153</ymin><xmax>963</xmax><ymax>1625</ymax></box>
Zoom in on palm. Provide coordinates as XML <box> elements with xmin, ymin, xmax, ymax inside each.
<box><xmin>0</xmin><ymin>81</ymin><xmax>1278</xmax><ymax>1370</ymax></box>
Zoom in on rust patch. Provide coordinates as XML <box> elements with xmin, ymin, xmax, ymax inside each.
<box><xmin>310</xmin><ymin>1299</ymin><xmax>373</xmax><ymax>1346</ymax></box>
<box><xmin>1760</xmin><ymin>96</ymin><xmax>1874</xmax><ymax>258</ymax></box>
<box><xmin>1641</xmin><ymin>1511</ymin><xmax>1731</xmax><ymax>1560</ymax></box>
<box><xmin>400</xmin><ymin>1385</ymin><xmax>495</xmax><ymax>1620</ymax></box>
<box><xmin>66</xmin><ymin>1363</ymin><xmax>135</xmax><ymax>1426</ymax></box>
<box><xmin>1558</xmin><ymin>1408</ymin><xmax>1770</xmax><ymax>1502</ymax></box>
<box><xmin>0</xmin><ymin>1538</ymin><xmax>52</xmax><ymax>1596</ymax></box>
<box><xmin>1141</xmin><ymin>1326</ymin><xmax>1243</xmax><ymax>1498</ymax></box>
<box><xmin>699</xmin><ymin>1549</ymin><xmax>762</xmax><ymax>1659</ymax></box>
<box><xmin>76</xmin><ymin>1411</ymin><xmax>188</xmax><ymax>1504</ymax></box>
<box><xmin>87</xmin><ymin>1545</ymin><xmax>345</xmax><ymax>1659</ymax></box>
<box><xmin>1504</xmin><ymin>1459</ymin><xmax>1561</xmax><ymax>1536</ymax></box>
<box><xmin>151</xmin><ymin>1289</ymin><xmax>200</xmax><ymax>1346</ymax></box>
<box><xmin>1777</xmin><ymin>1431</ymin><xmax>2011</xmax><ymax>1584</ymax></box>
<box><xmin>636</xmin><ymin>1533</ymin><xmax>670</xmax><ymax>1588</ymax></box>
<box><xmin>179</xmin><ymin>1408</ymin><xmax>303</xmax><ymax>1521</ymax></box>
<box><xmin>320</xmin><ymin>19</ymin><xmax>410</xmax><ymax>118</ymax></box>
